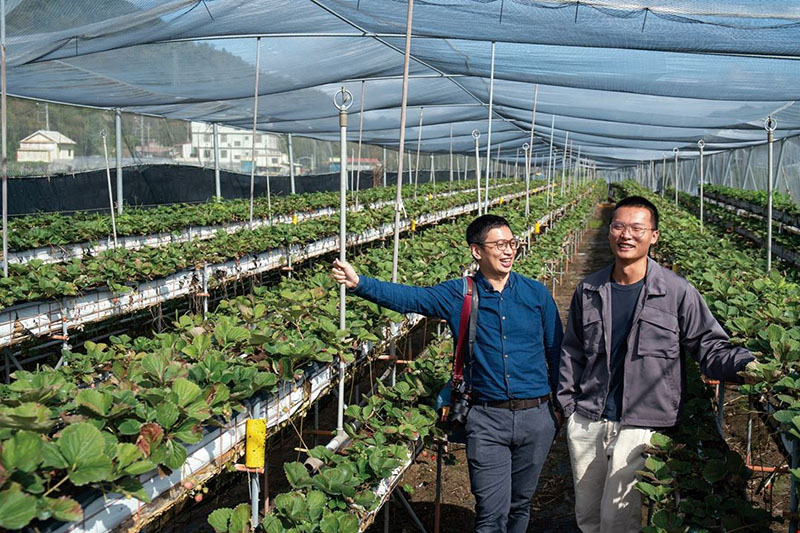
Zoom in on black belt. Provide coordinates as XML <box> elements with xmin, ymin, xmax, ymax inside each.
<box><xmin>472</xmin><ymin>394</ymin><xmax>550</xmax><ymax>411</ymax></box>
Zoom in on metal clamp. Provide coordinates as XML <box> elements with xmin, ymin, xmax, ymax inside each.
<box><xmin>697</xmin><ymin>139</ymin><xmax>705</xmax><ymax>150</ymax></box>
<box><xmin>472</xmin><ymin>129</ymin><xmax>481</xmax><ymax>140</ymax></box>
<box><xmin>765</xmin><ymin>115</ymin><xmax>777</xmax><ymax>132</ymax></box>
<box><xmin>672</xmin><ymin>147</ymin><xmax>679</xmax><ymax>155</ymax></box>
<box><xmin>333</xmin><ymin>86</ymin><xmax>353</xmax><ymax>112</ymax></box>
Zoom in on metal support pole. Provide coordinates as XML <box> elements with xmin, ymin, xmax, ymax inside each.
<box><xmin>213</xmin><ymin>123</ymin><xmax>221</xmax><ymax>199</ymax></box>
<box><xmin>0</xmin><ymin>0</ymin><xmax>4</xmax><ymax>278</ymax></box>
<box><xmin>334</xmin><ymin>86</ymin><xmax>353</xmax><ymax>440</ymax></box>
<box><xmin>383</xmin><ymin>146</ymin><xmax>387</xmax><ymax>187</ymax></box>
<box><xmin>355</xmin><ymin>81</ymin><xmax>365</xmax><ymax>206</ymax></box>
<box><xmin>548</xmin><ymin>115</ymin><xmax>555</xmax><ymax>193</ymax></box>
<box><xmin>430</xmin><ymin>152</ymin><xmax>435</xmax><ymax>192</ymax></box>
<box><xmin>523</xmin><ymin>142</ymin><xmax>530</xmax><ymax>218</ymax></box>
<box><xmin>473</xmin><ymin>130</ymin><xmax>482</xmax><ymax>215</ymax></box>
<box><xmin>515</xmin><ymin>148</ymin><xmax>520</xmax><ymax>180</ymax></box>
<box><xmin>288</xmin><ymin>133</ymin><xmax>296</xmax><ymax>195</ymax></box>
<box><xmin>775</xmin><ymin>137</ymin><xmax>786</xmax><ymax>192</ymax></box>
<box><xmin>101</xmin><ymin>131</ymin><xmax>118</xmax><ymax>249</ymax></box>
<box><xmin>449</xmin><ymin>124</ymin><xmax>454</xmax><ymax>185</ymax></box>
<box><xmin>766</xmin><ymin>116</ymin><xmax>776</xmax><ymax>271</ymax></box>
<box><xmin>202</xmin><ymin>263</ymin><xmax>209</xmax><ymax>319</ymax></box>
<box><xmin>484</xmin><ymin>41</ymin><xmax>496</xmax><ymax>212</ymax></box>
<box><xmin>561</xmin><ymin>132</ymin><xmax>569</xmax><ymax>197</ymax></box>
<box><xmin>115</xmin><ymin>109</ymin><xmax>123</xmax><ymax>215</ymax></box>
<box><xmin>744</xmin><ymin>146</ymin><xmax>754</xmax><ymax>190</ymax></box>
<box><xmin>673</xmin><ymin>147</ymin><xmax>679</xmax><ymax>208</ymax></box>
<box><xmin>395</xmin><ymin>491</ymin><xmax>427</xmax><ymax>533</ymax></box>
<box><xmin>723</xmin><ymin>150</ymin><xmax>733</xmax><ymax>187</ymax></box>
<box><xmin>435</xmin><ymin>441</ymin><xmax>443</xmax><ymax>533</ymax></box>
<box><xmin>661</xmin><ymin>153</ymin><xmax>666</xmax><ymax>197</ymax></box>
<box><xmin>249</xmin><ymin>37</ymin><xmax>262</xmax><ymax>229</ymax></box>
<box><xmin>789</xmin><ymin>439</ymin><xmax>800</xmax><ymax>533</ymax></box>
<box><xmin>698</xmin><ymin>140</ymin><xmax>705</xmax><ymax>233</ymax></box>
<box><xmin>414</xmin><ymin>107</ymin><xmax>424</xmax><ymax>199</ymax></box>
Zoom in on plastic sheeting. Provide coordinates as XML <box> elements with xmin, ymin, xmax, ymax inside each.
<box><xmin>6</xmin><ymin>0</ymin><xmax>800</xmax><ymax>167</ymax></box>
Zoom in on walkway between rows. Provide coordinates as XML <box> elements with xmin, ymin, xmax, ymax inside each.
<box><xmin>372</xmin><ymin>203</ymin><xmax>615</xmax><ymax>532</ymax></box>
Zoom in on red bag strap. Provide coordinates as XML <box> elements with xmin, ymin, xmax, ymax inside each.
<box><xmin>452</xmin><ymin>277</ymin><xmax>473</xmax><ymax>384</ymax></box>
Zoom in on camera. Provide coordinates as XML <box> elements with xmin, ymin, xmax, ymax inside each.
<box><xmin>447</xmin><ymin>380</ymin><xmax>472</xmax><ymax>427</ymax></box>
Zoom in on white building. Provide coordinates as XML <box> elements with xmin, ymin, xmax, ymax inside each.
<box><xmin>190</xmin><ymin>122</ymin><xmax>289</xmax><ymax>174</ymax></box>
<box><xmin>16</xmin><ymin>130</ymin><xmax>76</xmax><ymax>163</ymax></box>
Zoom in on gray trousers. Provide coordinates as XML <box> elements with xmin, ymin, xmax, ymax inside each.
<box><xmin>465</xmin><ymin>403</ymin><xmax>558</xmax><ymax>533</ymax></box>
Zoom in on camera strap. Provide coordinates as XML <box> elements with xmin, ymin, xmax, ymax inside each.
<box><xmin>453</xmin><ymin>276</ymin><xmax>478</xmax><ymax>385</ymax></box>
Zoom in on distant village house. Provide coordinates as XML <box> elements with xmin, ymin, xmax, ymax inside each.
<box><xmin>16</xmin><ymin>130</ymin><xmax>76</xmax><ymax>163</ymax></box>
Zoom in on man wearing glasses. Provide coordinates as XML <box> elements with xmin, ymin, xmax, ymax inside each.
<box><xmin>556</xmin><ymin>196</ymin><xmax>756</xmax><ymax>532</ymax></box>
<box><xmin>332</xmin><ymin>214</ymin><xmax>563</xmax><ymax>533</ymax></box>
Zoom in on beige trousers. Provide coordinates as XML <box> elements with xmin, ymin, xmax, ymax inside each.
<box><xmin>566</xmin><ymin>412</ymin><xmax>655</xmax><ymax>533</ymax></box>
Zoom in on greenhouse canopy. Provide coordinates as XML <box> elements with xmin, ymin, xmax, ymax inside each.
<box><xmin>6</xmin><ymin>0</ymin><xmax>800</xmax><ymax>167</ymax></box>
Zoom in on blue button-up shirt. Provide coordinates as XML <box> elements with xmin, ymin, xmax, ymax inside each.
<box><xmin>353</xmin><ymin>270</ymin><xmax>563</xmax><ymax>402</ymax></box>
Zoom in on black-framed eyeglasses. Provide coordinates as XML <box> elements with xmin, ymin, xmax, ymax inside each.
<box><xmin>609</xmin><ymin>221</ymin><xmax>657</xmax><ymax>238</ymax></box>
<box><xmin>477</xmin><ymin>238</ymin><xmax>521</xmax><ymax>252</ymax></box>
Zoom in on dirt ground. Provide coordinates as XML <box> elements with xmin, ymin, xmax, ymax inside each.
<box><xmin>366</xmin><ymin>204</ymin><xmax>616</xmax><ymax>533</ymax></box>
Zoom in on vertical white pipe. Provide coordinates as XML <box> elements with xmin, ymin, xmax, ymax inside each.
<box><xmin>548</xmin><ymin>115</ymin><xmax>555</xmax><ymax>202</ymax></box>
<box><xmin>391</xmin><ymin>0</ymin><xmax>415</xmax><ymax>284</ymax></box>
<box><xmin>355</xmin><ymin>81</ymin><xmax>365</xmax><ymax>205</ymax></box>
<box><xmin>115</xmin><ymin>109</ymin><xmax>123</xmax><ymax>215</ymax></box>
<box><xmin>766</xmin><ymin>117</ymin><xmax>776</xmax><ymax>271</ymax></box>
<box><xmin>0</xmin><ymin>0</ymin><xmax>5</xmax><ymax>278</ymax></box>
<box><xmin>414</xmin><ymin>107</ymin><xmax>423</xmax><ymax>199</ymax></box>
<box><xmin>473</xmin><ymin>130</ymin><xmax>482</xmax><ymax>215</ymax></box>
<box><xmin>483</xmin><ymin>41</ymin><xmax>496</xmax><ymax>211</ymax></box>
<box><xmin>382</xmin><ymin>146</ymin><xmax>387</xmax><ymax>187</ymax></box>
<box><xmin>698</xmin><ymin>140</ymin><xmax>705</xmax><ymax>233</ymax></box>
<box><xmin>673</xmin><ymin>148</ymin><xmax>679</xmax><ymax>208</ymax></box>
<box><xmin>101</xmin><ymin>132</ymin><xmax>118</xmax><ymax>249</ymax></box>
<box><xmin>449</xmin><ymin>124</ymin><xmax>454</xmax><ymax>184</ymax></box>
<box><xmin>288</xmin><ymin>133</ymin><xmax>296</xmax><ymax>195</ymax></box>
<box><xmin>249</xmin><ymin>37</ymin><xmax>262</xmax><ymax>228</ymax></box>
<box><xmin>661</xmin><ymin>153</ymin><xmax>666</xmax><ymax>197</ymax></box>
<box><xmin>335</xmin><ymin>88</ymin><xmax>351</xmax><ymax>438</ymax></box>
<box><xmin>213</xmin><ymin>123</ymin><xmax>221</xmax><ymax>199</ymax></box>
<box><xmin>430</xmin><ymin>152</ymin><xmax>435</xmax><ymax>192</ymax></box>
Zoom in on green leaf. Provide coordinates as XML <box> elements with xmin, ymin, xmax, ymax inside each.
<box><xmin>284</xmin><ymin>462</ymin><xmax>313</xmax><ymax>489</ymax></box>
<box><xmin>0</xmin><ymin>430</ymin><xmax>43</xmax><ymax>473</ymax></box>
<box><xmin>228</xmin><ymin>503</ymin><xmax>251</xmax><ymax>533</ymax></box>
<box><xmin>75</xmin><ymin>389</ymin><xmax>113</xmax><ymax>417</ymax></box>
<box><xmin>306</xmin><ymin>490</ymin><xmax>326</xmax><ymax>523</ymax></box>
<box><xmin>0</xmin><ymin>403</ymin><xmax>55</xmax><ymax>432</ymax></box>
<box><xmin>117</xmin><ymin>419</ymin><xmax>142</xmax><ymax>436</ymax></box>
<box><xmin>161</xmin><ymin>439</ymin><xmax>188</xmax><ymax>470</ymax></box>
<box><xmin>649</xmin><ymin>432</ymin><xmax>673</xmax><ymax>449</ymax></box>
<box><xmin>43</xmin><ymin>496</ymin><xmax>83</xmax><ymax>522</ymax></box>
<box><xmin>0</xmin><ymin>483</ymin><xmax>37</xmax><ymax>530</ymax></box>
<box><xmin>172</xmin><ymin>378</ymin><xmax>202</xmax><ymax>408</ymax></box>
<box><xmin>156</xmin><ymin>400</ymin><xmax>180</xmax><ymax>430</ymax></box>
<box><xmin>261</xmin><ymin>514</ymin><xmax>283</xmax><ymax>533</ymax></box>
<box><xmin>275</xmin><ymin>493</ymin><xmax>307</xmax><ymax>522</ymax></box>
<box><xmin>57</xmin><ymin>423</ymin><xmax>113</xmax><ymax>486</ymax></box>
<box><xmin>208</xmin><ymin>507</ymin><xmax>233</xmax><ymax>533</ymax></box>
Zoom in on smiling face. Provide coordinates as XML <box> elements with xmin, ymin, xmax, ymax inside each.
<box><xmin>609</xmin><ymin>206</ymin><xmax>659</xmax><ymax>264</ymax></box>
<box><xmin>470</xmin><ymin>225</ymin><xmax>516</xmax><ymax>278</ymax></box>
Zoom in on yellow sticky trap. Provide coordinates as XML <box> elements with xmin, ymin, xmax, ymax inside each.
<box><xmin>428</xmin><ymin>194</ymin><xmax>432</xmax><ymax>201</ymax></box>
<box><xmin>245</xmin><ymin>419</ymin><xmax>266</xmax><ymax>468</ymax></box>
<box><xmin>500</xmin><ymin>196</ymin><xmax>504</xmax><ymax>205</ymax></box>
<box><xmin>672</xmin><ymin>263</ymin><xmax>680</xmax><ymax>274</ymax></box>
<box><xmin>411</xmin><ymin>219</ymin><xmax>417</xmax><ymax>232</ymax></box>
<box><xmin>534</xmin><ymin>222</ymin><xmax>541</xmax><ymax>235</ymax></box>
<box><xmin>292</xmin><ymin>214</ymin><xmax>298</xmax><ymax>225</ymax></box>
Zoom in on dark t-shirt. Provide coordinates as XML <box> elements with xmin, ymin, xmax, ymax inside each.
<box><xmin>602</xmin><ymin>276</ymin><xmax>645</xmax><ymax>421</ymax></box>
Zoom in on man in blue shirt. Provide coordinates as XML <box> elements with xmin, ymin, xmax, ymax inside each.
<box><xmin>332</xmin><ymin>214</ymin><xmax>563</xmax><ymax>532</ymax></box>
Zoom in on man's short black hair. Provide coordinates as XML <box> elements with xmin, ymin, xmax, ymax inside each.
<box><xmin>466</xmin><ymin>214</ymin><xmax>512</xmax><ymax>245</ymax></box>
<box><xmin>613</xmin><ymin>196</ymin><xmax>659</xmax><ymax>230</ymax></box>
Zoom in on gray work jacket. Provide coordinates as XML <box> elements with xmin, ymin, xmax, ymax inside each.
<box><xmin>556</xmin><ymin>257</ymin><xmax>753</xmax><ymax>428</ymax></box>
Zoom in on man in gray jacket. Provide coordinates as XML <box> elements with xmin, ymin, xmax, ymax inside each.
<box><xmin>555</xmin><ymin>195</ymin><xmax>756</xmax><ymax>533</ymax></box>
